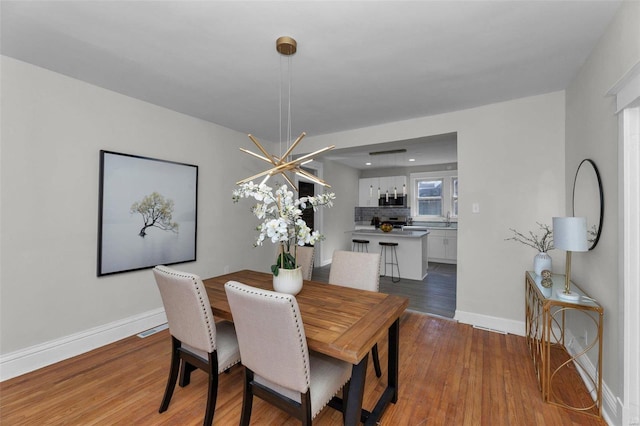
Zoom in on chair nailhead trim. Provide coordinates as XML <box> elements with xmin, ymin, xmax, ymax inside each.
<box><xmin>227</xmin><ymin>283</ymin><xmax>310</xmax><ymax>387</ymax></box>
<box><xmin>156</xmin><ymin>266</ymin><xmax>216</xmax><ymax>351</ymax></box>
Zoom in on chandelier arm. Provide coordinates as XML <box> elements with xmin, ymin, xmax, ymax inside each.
<box><xmin>290</xmin><ymin>145</ymin><xmax>336</xmax><ymax>164</ymax></box>
<box><xmin>280</xmin><ymin>172</ymin><xmax>298</xmax><ymax>192</ymax></box>
<box><xmin>236</xmin><ymin>168</ymin><xmax>276</xmax><ymax>185</ymax></box>
<box><xmin>295</xmin><ymin>168</ymin><xmax>331</xmax><ymax>187</ymax></box>
<box><xmin>239</xmin><ymin>148</ymin><xmax>277</xmax><ymax>164</ymax></box>
<box><xmin>278</xmin><ymin>132</ymin><xmax>306</xmax><ymax>165</ymax></box>
<box><xmin>236</xmin><ymin>157</ymin><xmax>300</xmax><ymax>184</ymax></box>
<box><xmin>247</xmin><ymin>134</ymin><xmax>274</xmax><ymax>161</ymax></box>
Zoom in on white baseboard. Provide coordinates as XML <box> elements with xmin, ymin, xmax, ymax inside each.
<box><xmin>454</xmin><ymin>309</ymin><xmax>526</xmax><ymax>336</ymax></box>
<box><xmin>565</xmin><ymin>331</ymin><xmax>617</xmax><ymax>425</ymax></box>
<box><xmin>0</xmin><ymin>308</ymin><xmax>167</xmax><ymax>382</ymax></box>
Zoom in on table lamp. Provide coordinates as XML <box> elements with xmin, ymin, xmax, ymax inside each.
<box><xmin>552</xmin><ymin>217</ymin><xmax>589</xmax><ymax>301</ymax></box>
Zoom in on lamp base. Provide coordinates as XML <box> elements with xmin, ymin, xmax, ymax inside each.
<box><xmin>557</xmin><ymin>290</ymin><xmax>580</xmax><ymax>302</ymax></box>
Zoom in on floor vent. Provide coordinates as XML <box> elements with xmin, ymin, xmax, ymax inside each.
<box><xmin>137</xmin><ymin>323</ymin><xmax>168</xmax><ymax>338</ymax></box>
<box><xmin>473</xmin><ymin>325</ymin><xmax>507</xmax><ymax>335</ymax></box>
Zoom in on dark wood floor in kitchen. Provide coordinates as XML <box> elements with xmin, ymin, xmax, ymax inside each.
<box><xmin>312</xmin><ymin>261</ymin><xmax>457</xmax><ymax>318</ymax></box>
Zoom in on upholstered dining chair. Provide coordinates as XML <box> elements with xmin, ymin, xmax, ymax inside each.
<box><xmin>152</xmin><ymin>265</ymin><xmax>241</xmax><ymax>426</ymax></box>
<box><xmin>296</xmin><ymin>245</ymin><xmax>315</xmax><ymax>280</ymax></box>
<box><xmin>328</xmin><ymin>250</ymin><xmax>383</xmax><ymax>377</ymax></box>
<box><xmin>224</xmin><ymin>281</ymin><xmax>351</xmax><ymax>425</ymax></box>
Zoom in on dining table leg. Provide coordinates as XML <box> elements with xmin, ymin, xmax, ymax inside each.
<box><xmin>363</xmin><ymin>318</ymin><xmax>401</xmax><ymax>425</ymax></box>
<box><xmin>344</xmin><ymin>354</ymin><xmax>369</xmax><ymax>426</ymax></box>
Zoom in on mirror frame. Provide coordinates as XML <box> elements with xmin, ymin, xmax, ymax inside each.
<box><xmin>572</xmin><ymin>159</ymin><xmax>604</xmax><ymax>250</ymax></box>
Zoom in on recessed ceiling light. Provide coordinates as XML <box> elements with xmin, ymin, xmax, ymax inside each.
<box><xmin>365</xmin><ymin>162</ymin><xmax>372</xmax><ymax>166</ymax></box>
<box><xmin>409</xmin><ymin>158</ymin><xmax>416</xmax><ymax>162</ymax></box>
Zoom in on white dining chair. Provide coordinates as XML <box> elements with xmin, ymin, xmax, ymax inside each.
<box><xmin>328</xmin><ymin>250</ymin><xmax>383</xmax><ymax>377</ymax></box>
<box><xmin>224</xmin><ymin>281</ymin><xmax>351</xmax><ymax>425</ymax></box>
<box><xmin>296</xmin><ymin>245</ymin><xmax>315</xmax><ymax>280</ymax></box>
<box><xmin>153</xmin><ymin>265</ymin><xmax>241</xmax><ymax>426</ymax></box>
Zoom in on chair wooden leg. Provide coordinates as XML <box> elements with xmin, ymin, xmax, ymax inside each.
<box><xmin>180</xmin><ymin>361</ymin><xmax>197</xmax><ymax>387</ymax></box>
<box><xmin>240</xmin><ymin>368</ymin><xmax>254</xmax><ymax>426</ymax></box>
<box><xmin>159</xmin><ymin>337</ymin><xmax>181</xmax><ymax>413</ymax></box>
<box><xmin>372</xmin><ymin>343</ymin><xmax>382</xmax><ymax>378</ymax></box>
<box><xmin>203</xmin><ymin>353</ymin><xmax>219</xmax><ymax>426</ymax></box>
<box><xmin>301</xmin><ymin>390</ymin><xmax>312</xmax><ymax>426</ymax></box>
<box><xmin>341</xmin><ymin>381</ymin><xmax>350</xmax><ymax>424</ymax></box>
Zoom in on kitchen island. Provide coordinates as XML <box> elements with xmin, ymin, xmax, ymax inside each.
<box><xmin>351</xmin><ymin>229</ymin><xmax>429</xmax><ymax>280</ymax></box>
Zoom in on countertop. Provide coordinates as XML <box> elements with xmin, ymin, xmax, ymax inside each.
<box><xmin>351</xmin><ymin>229</ymin><xmax>429</xmax><ymax>238</ymax></box>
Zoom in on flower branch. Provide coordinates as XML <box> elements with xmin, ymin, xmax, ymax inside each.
<box><xmin>506</xmin><ymin>222</ymin><xmax>554</xmax><ymax>253</ymax></box>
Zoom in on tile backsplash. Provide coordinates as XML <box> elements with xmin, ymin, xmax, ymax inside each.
<box><xmin>355</xmin><ymin>207</ymin><xmax>411</xmax><ymax>223</ymax></box>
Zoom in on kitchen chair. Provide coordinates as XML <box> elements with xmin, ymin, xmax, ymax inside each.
<box><xmin>296</xmin><ymin>245</ymin><xmax>315</xmax><ymax>280</ymax></box>
<box><xmin>328</xmin><ymin>250</ymin><xmax>383</xmax><ymax>377</ymax></box>
<box><xmin>224</xmin><ymin>281</ymin><xmax>351</xmax><ymax>425</ymax></box>
<box><xmin>153</xmin><ymin>265</ymin><xmax>241</xmax><ymax>426</ymax></box>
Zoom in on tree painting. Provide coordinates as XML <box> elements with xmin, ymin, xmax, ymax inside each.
<box><xmin>130</xmin><ymin>192</ymin><xmax>179</xmax><ymax>237</ymax></box>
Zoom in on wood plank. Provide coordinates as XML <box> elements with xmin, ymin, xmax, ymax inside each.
<box><xmin>204</xmin><ymin>270</ymin><xmax>408</xmax><ymax>364</ymax></box>
<box><xmin>0</xmin><ymin>312</ymin><xmax>606</xmax><ymax>425</ymax></box>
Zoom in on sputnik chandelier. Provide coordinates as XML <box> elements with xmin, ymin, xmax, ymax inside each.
<box><xmin>236</xmin><ymin>36</ymin><xmax>334</xmax><ymax>191</ymax></box>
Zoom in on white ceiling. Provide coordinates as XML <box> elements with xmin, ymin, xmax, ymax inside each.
<box><xmin>1</xmin><ymin>1</ymin><xmax>621</xmax><ymax>169</ymax></box>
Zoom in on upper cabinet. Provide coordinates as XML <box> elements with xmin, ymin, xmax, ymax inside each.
<box><xmin>358</xmin><ymin>177</ymin><xmax>377</xmax><ymax>207</ymax></box>
<box><xmin>358</xmin><ymin>176</ymin><xmax>407</xmax><ymax>207</ymax></box>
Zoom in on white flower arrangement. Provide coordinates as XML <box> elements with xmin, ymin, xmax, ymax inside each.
<box><xmin>233</xmin><ymin>181</ymin><xmax>335</xmax><ymax>275</ymax></box>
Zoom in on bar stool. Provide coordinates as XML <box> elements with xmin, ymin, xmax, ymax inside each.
<box><xmin>352</xmin><ymin>239</ymin><xmax>370</xmax><ymax>252</ymax></box>
<box><xmin>379</xmin><ymin>242</ymin><xmax>400</xmax><ymax>283</ymax></box>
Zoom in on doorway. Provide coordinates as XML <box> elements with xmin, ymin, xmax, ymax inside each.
<box><xmin>298</xmin><ymin>181</ymin><xmax>315</xmax><ymax>231</ymax></box>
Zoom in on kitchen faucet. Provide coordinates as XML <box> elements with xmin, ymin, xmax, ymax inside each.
<box><xmin>445</xmin><ymin>211</ymin><xmax>451</xmax><ymax>226</ymax></box>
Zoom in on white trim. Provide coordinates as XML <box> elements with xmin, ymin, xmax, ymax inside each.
<box><xmin>608</xmin><ymin>61</ymin><xmax>640</xmax><ymax>112</ymax></box>
<box><xmin>566</xmin><ymin>330</ymin><xmax>618</xmax><ymax>425</ymax></box>
<box><xmin>622</xmin><ymin>107</ymin><xmax>640</xmax><ymax>426</ymax></box>
<box><xmin>454</xmin><ymin>309</ymin><xmax>525</xmax><ymax>336</ymax></box>
<box><xmin>0</xmin><ymin>308</ymin><xmax>167</xmax><ymax>382</ymax></box>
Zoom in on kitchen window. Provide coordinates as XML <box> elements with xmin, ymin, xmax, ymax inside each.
<box><xmin>410</xmin><ymin>171</ymin><xmax>458</xmax><ymax>220</ymax></box>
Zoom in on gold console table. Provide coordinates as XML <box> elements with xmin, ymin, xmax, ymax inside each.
<box><xmin>525</xmin><ymin>271</ymin><xmax>603</xmax><ymax>417</ymax></box>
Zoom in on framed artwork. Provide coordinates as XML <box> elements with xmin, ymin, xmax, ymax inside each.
<box><xmin>98</xmin><ymin>150</ymin><xmax>198</xmax><ymax>276</ymax></box>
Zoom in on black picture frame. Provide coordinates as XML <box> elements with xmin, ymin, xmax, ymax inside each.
<box><xmin>98</xmin><ymin>150</ymin><xmax>198</xmax><ymax>276</ymax></box>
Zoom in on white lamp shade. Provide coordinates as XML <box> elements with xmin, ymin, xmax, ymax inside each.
<box><xmin>553</xmin><ymin>217</ymin><xmax>589</xmax><ymax>252</ymax></box>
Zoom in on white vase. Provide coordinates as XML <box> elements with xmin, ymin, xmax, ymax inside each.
<box><xmin>273</xmin><ymin>266</ymin><xmax>303</xmax><ymax>295</ymax></box>
<box><xmin>533</xmin><ymin>252</ymin><xmax>552</xmax><ymax>276</ymax></box>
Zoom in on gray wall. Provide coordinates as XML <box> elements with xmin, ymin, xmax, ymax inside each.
<box><xmin>0</xmin><ymin>56</ymin><xmax>275</xmax><ymax>355</ymax></box>
<box><xmin>305</xmin><ymin>91</ymin><xmax>566</xmax><ymax>333</ymax></box>
<box><xmin>565</xmin><ymin>1</ymin><xmax>640</xmax><ymax>422</ymax></box>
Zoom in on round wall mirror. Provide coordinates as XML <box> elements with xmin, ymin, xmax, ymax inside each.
<box><xmin>572</xmin><ymin>159</ymin><xmax>603</xmax><ymax>250</ymax></box>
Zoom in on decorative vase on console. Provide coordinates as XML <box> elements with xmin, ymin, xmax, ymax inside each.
<box><xmin>506</xmin><ymin>222</ymin><xmax>554</xmax><ymax>276</ymax></box>
<box><xmin>233</xmin><ymin>181</ymin><xmax>335</xmax><ymax>295</ymax></box>
<box><xmin>533</xmin><ymin>252</ymin><xmax>552</xmax><ymax>276</ymax></box>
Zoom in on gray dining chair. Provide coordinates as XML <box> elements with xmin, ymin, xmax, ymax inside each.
<box><xmin>296</xmin><ymin>245</ymin><xmax>315</xmax><ymax>280</ymax></box>
<box><xmin>153</xmin><ymin>265</ymin><xmax>241</xmax><ymax>426</ymax></box>
<box><xmin>328</xmin><ymin>250</ymin><xmax>383</xmax><ymax>377</ymax></box>
<box><xmin>224</xmin><ymin>281</ymin><xmax>351</xmax><ymax>425</ymax></box>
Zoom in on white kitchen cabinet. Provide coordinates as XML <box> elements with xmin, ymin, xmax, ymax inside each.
<box><xmin>427</xmin><ymin>229</ymin><xmax>457</xmax><ymax>264</ymax></box>
<box><xmin>358</xmin><ymin>178</ymin><xmax>378</xmax><ymax>207</ymax></box>
<box><xmin>359</xmin><ymin>176</ymin><xmax>407</xmax><ymax>206</ymax></box>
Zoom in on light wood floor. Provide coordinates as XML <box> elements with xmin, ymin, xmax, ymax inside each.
<box><xmin>0</xmin><ymin>312</ymin><xmax>605</xmax><ymax>425</ymax></box>
<box><xmin>312</xmin><ymin>262</ymin><xmax>457</xmax><ymax>318</ymax></box>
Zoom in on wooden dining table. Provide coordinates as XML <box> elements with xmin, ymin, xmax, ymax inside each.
<box><xmin>203</xmin><ymin>269</ymin><xmax>409</xmax><ymax>426</ymax></box>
